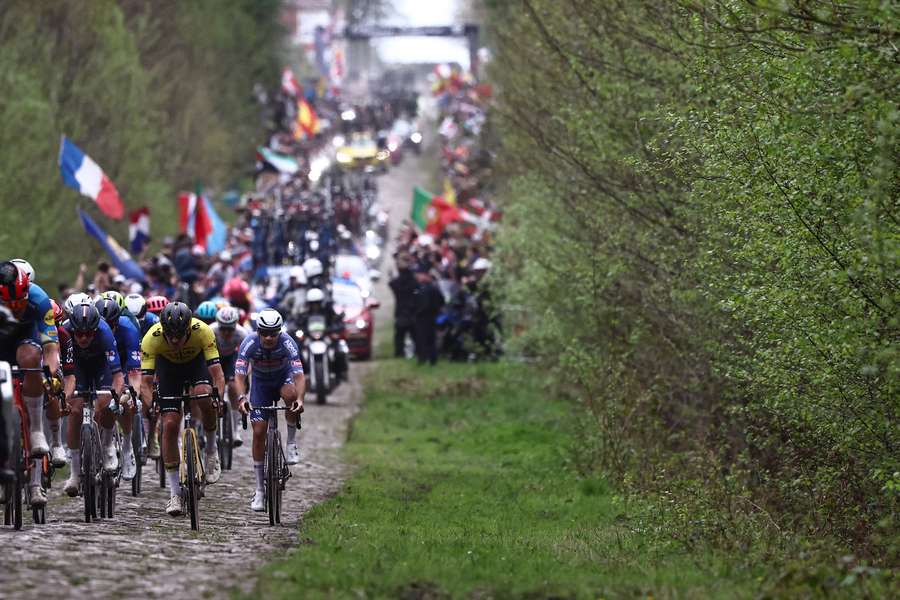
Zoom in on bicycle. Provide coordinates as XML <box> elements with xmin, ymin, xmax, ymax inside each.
<box><xmin>156</xmin><ymin>386</ymin><xmax>217</xmax><ymax>531</ymax></box>
<box><xmin>250</xmin><ymin>405</ymin><xmax>297</xmax><ymax>526</ymax></box>
<box><xmin>71</xmin><ymin>386</ymin><xmax>122</xmax><ymax>522</ymax></box>
<box><xmin>129</xmin><ymin>386</ymin><xmax>146</xmax><ymax>496</ymax></box>
<box><xmin>217</xmin><ymin>392</ymin><xmax>234</xmax><ymax>471</ymax></box>
<box><xmin>1</xmin><ymin>365</ymin><xmax>63</xmax><ymax>528</ymax></box>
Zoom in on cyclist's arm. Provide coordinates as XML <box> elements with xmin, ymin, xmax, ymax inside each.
<box><xmin>234</xmin><ymin>334</ymin><xmax>253</xmax><ymax>402</ymax></box>
<box><xmin>139</xmin><ymin>330</ymin><xmax>157</xmax><ymax>408</ymax></box>
<box><xmin>63</xmin><ymin>373</ymin><xmax>76</xmax><ymax>401</ymax></box>
<box><xmin>285</xmin><ymin>335</ymin><xmax>305</xmax><ymax>405</ymax></box>
<box><xmin>111</xmin><ymin>370</ymin><xmax>124</xmax><ymax>395</ymax></box>
<box><xmin>208</xmin><ymin>363</ymin><xmax>225</xmax><ymax>402</ymax></box>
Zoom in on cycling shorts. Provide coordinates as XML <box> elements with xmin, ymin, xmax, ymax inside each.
<box><xmin>249</xmin><ymin>367</ymin><xmax>294</xmax><ymax>423</ymax></box>
<box><xmin>74</xmin><ymin>356</ymin><xmax>113</xmax><ymax>392</ymax></box>
<box><xmin>154</xmin><ymin>353</ymin><xmax>211</xmax><ymax>413</ymax></box>
<box><xmin>0</xmin><ymin>321</ymin><xmax>43</xmax><ymax>364</ymax></box>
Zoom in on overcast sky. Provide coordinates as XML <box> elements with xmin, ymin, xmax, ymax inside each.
<box><xmin>373</xmin><ymin>0</ymin><xmax>470</xmax><ymax>68</ymax></box>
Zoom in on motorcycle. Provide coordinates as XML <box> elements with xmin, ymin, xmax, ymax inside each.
<box><xmin>303</xmin><ymin>315</ymin><xmax>331</xmax><ymax>405</ymax></box>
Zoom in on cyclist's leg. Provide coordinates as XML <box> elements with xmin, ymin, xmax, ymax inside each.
<box><xmin>249</xmin><ymin>375</ymin><xmax>278</xmax><ymax>503</ymax></box>
<box><xmin>16</xmin><ymin>340</ymin><xmax>47</xmax><ymax>455</ymax></box>
<box><xmin>156</xmin><ymin>357</ymin><xmax>185</xmax><ymax>501</ymax></box>
<box><xmin>222</xmin><ymin>354</ymin><xmax>242</xmax><ymax>443</ymax></box>
<box><xmin>64</xmin><ymin>360</ymin><xmax>102</xmax><ymax>493</ymax></box>
<box><xmin>281</xmin><ymin>376</ymin><xmax>301</xmax><ymax>463</ymax></box>
<box><xmin>186</xmin><ymin>355</ymin><xmax>217</xmax><ymax>455</ymax></box>
<box><xmin>94</xmin><ymin>367</ymin><xmax>118</xmax><ymax>470</ymax></box>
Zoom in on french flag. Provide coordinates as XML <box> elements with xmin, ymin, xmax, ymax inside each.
<box><xmin>129</xmin><ymin>207</ymin><xmax>151</xmax><ymax>254</ymax></box>
<box><xmin>58</xmin><ymin>136</ymin><xmax>124</xmax><ymax>220</ymax></box>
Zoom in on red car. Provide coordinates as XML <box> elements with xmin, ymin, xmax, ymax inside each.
<box><xmin>331</xmin><ymin>278</ymin><xmax>379</xmax><ymax>360</ymax></box>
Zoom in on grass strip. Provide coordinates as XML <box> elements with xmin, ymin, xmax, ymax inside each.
<box><xmin>251</xmin><ymin>360</ymin><xmax>763</xmax><ymax>599</ymax></box>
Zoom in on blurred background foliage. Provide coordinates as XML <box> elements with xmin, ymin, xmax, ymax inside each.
<box><xmin>0</xmin><ymin>0</ymin><xmax>284</xmax><ymax>289</ymax></box>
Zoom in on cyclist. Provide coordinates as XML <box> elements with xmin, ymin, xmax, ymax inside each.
<box><xmin>124</xmin><ymin>293</ymin><xmax>159</xmax><ymax>338</ymax></box>
<box><xmin>145</xmin><ymin>295</ymin><xmax>169</xmax><ymax>317</ymax></box>
<box><xmin>95</xmin><ymin>297</ymin><xmax>142</xmax><ymax>480</ymax></box>
<box><xmin>0</xmin><ymin>261</ymin><xmax>62</xmax><ymax>466</ymax></box>
<box><xmin>211</xmin><ymin>306</ymin><xmax>249</xmax><ymax>447</ymax></box>
<box><xmin>46</xmin><ymin>300</ymin><xmax>69</xmax><ymax>467</ymax></box>
<box><xmin>125</xmin><ymin>292</ymin><xmax>161</xmax><ymax>458</ymax></box>
<box><xmin>101</xmin><ymin>290</ymin><xmax>141</xmax><ymax>334</ymax></box>
<box><xmin>139</xmin><ymin>302</ymin><xmax>225</xmax><ymax>517</ymax></box>
<box><xmin>61</xmin><ymin>301</ymin><xmax>124</xmax><ymax>497</ymax></box>
<box><xmin>235</xmin><ymin>308</ymin><xmax>304</xmax><ymax>512</ymax></box>
<box><xmin>195</xmin><ymin>301</ymin><xmax>218</xmax><ymax>325</ymax></box>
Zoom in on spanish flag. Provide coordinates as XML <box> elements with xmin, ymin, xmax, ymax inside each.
<box><xmin>294</xmin><ymin>99</ymin><xmax>320</xmax><ymax>139</ymax></box>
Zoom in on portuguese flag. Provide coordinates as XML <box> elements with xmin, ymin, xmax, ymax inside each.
<box><xmin>411</xmin><ymin>186</ymin><xmax>460</xmax><ymax>236</ymax></box>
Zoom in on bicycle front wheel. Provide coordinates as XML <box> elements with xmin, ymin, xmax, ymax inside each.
<box><xmin>185</xmin><ymin>432</ymin><xmax>200</xmax><ymax>531</ymax></box>
<box><xmin>131</xmin><ymin>412</ymin><xmax>143</xmax><ymax>496</ymax></box>
<box><xmin>266</xmin><ymin>429</ymin><xmax>277</xmax><ymax>526</ymax></box>
<box><xmin>81</xmin><ymin>425</ymin><xmax>96</xmax><ymax>523</ymax></box>
<box><xmin>220</xmin><ymin>406</ymin><xmax>233</xmax><ymax>471</ymax></box>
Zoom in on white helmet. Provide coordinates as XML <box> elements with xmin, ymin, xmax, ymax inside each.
<box><xmin>256</xmin><ymin>308</ymin><xmax>283</xmax><ymax>332</ymax></box>
<box><xmin>303</xmin><ymin>258</ymin><xmax>323</xmax><ymax>279</ymax></box>
<box><xmin>306</xmin><ymin>288</ymin><xmax>325</xmax><ymax>304</ymax></box>
<box><xmin>11</xmin><ymin>259</ymin><xmax>35</xmax><ymax>282</ymax></box>
<box><xmin>64</xmin><ymin>292</ymin><xmax>92</xmax><ymax>316</ymax></box>
<box><xmin>124</xmin><ymin>293</ymin><xmax>147</xmax><ymax>319</ymax></box>
<box><xmin>472</xmin><ymin>258</ymin><xmax>492</xmax><ymax>272</ymax></box>
<box><xmin>216</xmin><ymin>306</ymin><xmax>240</xmax><ymax>327</ymax></box>
<box><xmin>289</xmin><ymin>265</ymin><xmax>307</xmax><ymax>284</ymax></box>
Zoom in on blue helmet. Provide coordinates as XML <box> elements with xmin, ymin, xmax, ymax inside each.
<box><xmin>195</xmin><ymin>301</ymin><xmax>218</xmax><ymax>323</ymax></box>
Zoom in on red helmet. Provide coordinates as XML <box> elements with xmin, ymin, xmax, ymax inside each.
<box><xmin>146</xmin><ymin>295</ymin><xmax>169</xmax><ymax>315</ymax></box>
<box><xmin>0</xmin><ymin>261</ymin><xmax>30</xmax><ymax>315</ymax></box>
<box><xmin>50</xmin><ymin>299</ymin><xmax>65</xmax><ymax>326</ymax></box>
<box><xmin>223</xmin><ymin>277</ymin><xmax>249</xmax><ymax>299</ymax></box>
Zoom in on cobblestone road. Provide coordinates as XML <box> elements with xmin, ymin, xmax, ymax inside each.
<box><xmin>0</xmin><ymin>372</ymin><xmax>363</xmax><ymax>599</ymax></box>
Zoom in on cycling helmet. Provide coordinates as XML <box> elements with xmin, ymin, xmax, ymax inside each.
<box><xmin>303</xmin><ymin>258</ymin><xmax>323</xmax><ymax>279</ymax></box>
<box><xmin>216</xmin><ymin>306</ymin><xmax>240</xmax><ymax>328</ymax></box>
<box><xmin>50</xmin><ymin>299</ymin><xmax>65</xmax><ymax>326</ymax></box>
<box><xmin>69</xmin><ymin>302</ymin><xmax>101</xmax><ymax>333</ymax></box>
<box><xmin>195</xmin><ymin>301</ymin><xmax>218</xmax><ymax>323</ymax></box>
<box><xmin>256</xmin><ymin>308</ymin><xmax>283</xmax><ymax>333</ymax></box>
<box><xmin>124</xmin><ymin>293</ymin><xmax>147</xmax><ymax>319</ymax></box>
<box><xmin>160</xmin><ymin>302</ymin><xmax>192</xmax><ymax>338</ymax></box>
<box><xmin>0</xmin><ymin>261</ymin><xmax>30</xmax><ymax>313</ymax></box>
<box><xmin>306</xmin><ymin>288</ymin><xmax>325</xmax><ymax>303</ymax></box>
<box><xmin>94</xmin><ymin>297</ymin><xmax>121</xmax><ymax>326</ymax></box>
<box><xmin>64</xmin><ymin>292</ymin><xmax>92</xmax><ymax>316</ymax></box>
<box><xmin>11</xmin><ymin>259</ymin><xmax>35</xmax><ymax>283</ymax></box>
<box><xmin>146</xmin><ymin>295</ymin><xmax>169</xmax><ymax>315</ymax></box>
<box><xmin>101</xmin><ymin>290</ymin><xmax>126</xmax><ymax>310</ymax></box>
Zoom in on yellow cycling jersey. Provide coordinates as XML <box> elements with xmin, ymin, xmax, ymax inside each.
<box><xmin>140</xmin><ymin>318</ymin><xmax>220</xmax><ymax>371</ymax></box>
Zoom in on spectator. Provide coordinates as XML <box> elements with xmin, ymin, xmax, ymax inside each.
<box><xmin>389</xmin><ymin>257</ymin><xmax>417</xmax><ymax>358</ymax></box>
<box><xmin>412</xmin><ymin>264</ymin><xmax>444</xmax><ymax>366</ymax></box>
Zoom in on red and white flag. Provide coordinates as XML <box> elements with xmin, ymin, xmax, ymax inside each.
<box><xmin>281</xmin><ymin>67</ymin><xmax>302</xmax><ymax>97</ymax></box>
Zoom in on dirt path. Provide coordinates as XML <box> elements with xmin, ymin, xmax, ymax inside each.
<box><xmin>0</xmin><ymin>142</ymin><xmax>423</xmax><ymax>598</ymax></box>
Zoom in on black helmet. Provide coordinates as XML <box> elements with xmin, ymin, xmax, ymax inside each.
<box><xmin>160</xmin><ymin>302</ymin><xmax>192</xmax><ymax>338</ymax></box>
<box><xmin>94</xmin><ymin>297</ymin><xmax>121</xmax><ymax>326</ymax></box>
<box><xmin>69</xmin><ymin>302</ymin><xmax>101</xmax><ymax>333</ymax></box>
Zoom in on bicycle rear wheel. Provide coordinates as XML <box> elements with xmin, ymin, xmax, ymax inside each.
<box><xmin>274</xmin><ymin>434</ymin><xmax>284</xmax><ymax>524</ymax></box>
<box><xmin>81</xmin><ymin>425</ymin><xmax>95</xmax><ymax>523</ymax></box>
<box><xmin>185</xmin><ymin>433</ymin><xmax>200</xmax><ymax>531</ymax></box>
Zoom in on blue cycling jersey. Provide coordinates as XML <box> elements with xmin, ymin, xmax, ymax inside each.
<box><xmin>63</xmin><ymin>319</ymin><xmax>121</xmax><ymax>374</ymax></box>
<box><xmin>235</xmin><ymin>332</ymin><xmax>303</xmax><ymax>378</ymax></box>
<box><xmin>112</xmin><ymin>316</ymin><xmax>142</xmax><ymax>372</ymax></box>
<box><xmin>140</xmin><ymin>311</ymin><xmax>159</xmax><ymax>337</ymax></box>
<box><xmin>24</xmin><ymin>282</ymin><xmax>59</xmax><ymax>345</ymax></box>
